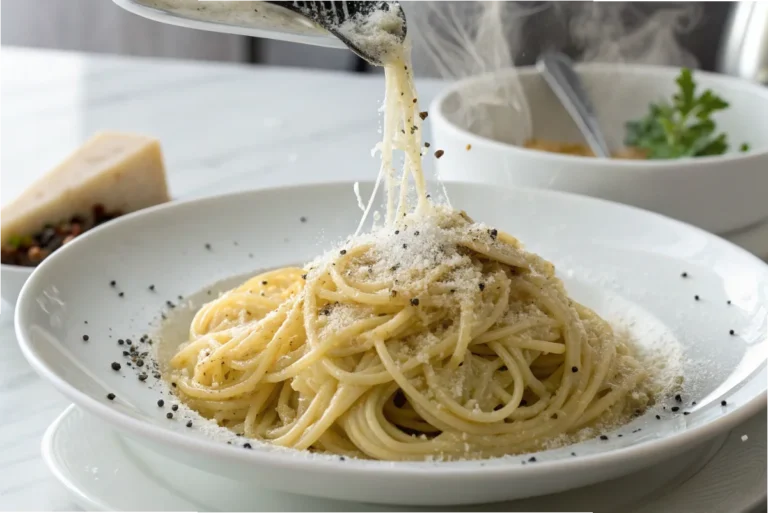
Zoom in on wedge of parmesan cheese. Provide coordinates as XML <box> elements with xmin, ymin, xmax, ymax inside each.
<box><xmin>1</xmin><ymin>132</ymin><xmax>170</xmax><ymax>245</ymax></box>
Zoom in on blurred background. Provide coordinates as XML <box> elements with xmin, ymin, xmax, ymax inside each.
<box><xmin>0</xmin><ymin>1</ymin><xmax>737</xmax><ymax>77</ymax></box>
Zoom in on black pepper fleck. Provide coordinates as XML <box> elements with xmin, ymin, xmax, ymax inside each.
<box><xmin>600</xmin><ymin>435</ymin><xmax>608</xmax><ymax>440</ymax></box>
<box><xmin>110</xmin><ymin>280</ymin><xmax>116</xmax><ymax>287</ymax></box>
<box><xmin>683</xmin><ymin>411</ymin><xmax>690</xmax><ymax>415</ymax></box>
<box><xmin>166</xmin><ymin>412</ymin><xmax>173</xmax><ymax>419</ymax></box>
<box><xmin>157</xmin><ymin>399</ymin><xmax>165</xmax><ymax>407</ymax></box>
<box><xmin>655</xmin><ymin>414</ymin><xmax>661</xmax><ymax>420</ymax></box>
<box><xmin>729</xmin><ymin>329</ymin><xmax>735</xmax><ymax>335</ymax></box>
<box><xmin>721</xmin><ymin>400</ymin><xmax>727</xmax><ymax>406</ymax></box>
<box><xmin>149</xmin><ymin>285</ymin><xmax>155</xmax><ymax>291</ymax></box>
<box><xmin>138</xmin><ymin>373</ymin><xmax>147</xmax><ymax>382</ymax></box>
<box><xmin>339</xmin><ymin>250</ymin><xmax>347</xmax><ymax>255</ymax></box>
<box><xmin>106</xmin><ymin>393</ymin><xmax>116</xmax><ymax>400</ymax></box>
<box><xmin>186</xmin><ymin>421</ymin><xmax>193</xmax><ymax>428</ymax></box>
<box><xmin>82</xmin><ymin>334</ymin><xmax>89</xmax><ymax>341</ymax></box>
<box><xmin>675</xmin><ymin>394</ymin><xmax>682</xmax><ymax>402</ymax></box>
<box><xmin>528</xmin><ymin>456</ymin><xmax>536</xmax><ymax>462</ymax></box>
<box><xmin>681</xmin><ymin>272</ymin><xmax>688</xmax><ymax>278</ymax></box>
<box><xmin>694</xmin><ymin>295</ymin><xmax>700</xmax><ymax>301</ymax></box>
<box><xmin>300</xmin><ymin>216</ymin><xmax>307</xmax><ymax>223</ymax></box>
<box><xmin>410</xmin><ymin>298</ymin><xmax>420</xmax><ymax>306</ymax></box>
<box><xmin>171</xmin><ymin>404</ymin><xmax>179</xmax><ymax>412</ymax></box>
<box><xmin>136</xmin><ymin>359</ymin><xmax>144</xmax><ymax>367</ymax></box>
<box><xmin>479</xmin><ymin>283</ymin><xmax>485</xmax><ymax>291</ymax></box>
<box><xmin>205</xmin><ymin>243</ymin><xmax>211</xmax><ymax>250</ymax></box>
<box><xmin>111</xmin><ymin>362</ymin><xmax>121</xmax><ymax>371</ymax></box>
<box><xmin>671</xmin><ymin>406</ymin><xmax>680</xmax><ymax>412</ymax></box>
<box><xmin>118</xmin><ymin>292</ymin><xmax>124</xmax><ymax>297</ymax></box>
<box><xmin>727</xmin><ymin>300</ymin><xmax>732</xmax><ymax>305</ymax></box>
<box><xmin>243</xmin><ymin>443</ymin><xmax>252</xmax><ymax>449</ymax></box>
<box><xmin>571</xmin><ymin>366</ymin><xmax>579</xmax><ymax>373</ymax></box>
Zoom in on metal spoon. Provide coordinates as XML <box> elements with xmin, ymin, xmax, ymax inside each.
<box><xmin>536</xmin><ymin>51</ymin><xmax>611</xmax><ymax>158</ymax></box>
<box><xmin>112</xmin><ymin>0</ymin><xmax>406</xmax><ymax>66</ymax></box>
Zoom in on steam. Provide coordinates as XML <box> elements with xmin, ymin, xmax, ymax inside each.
<box><xmin>407</xmin><ymin>1</ymin><xmax>702</xmax><ymax>141</ymax></box>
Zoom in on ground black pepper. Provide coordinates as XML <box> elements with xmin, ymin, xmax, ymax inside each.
<box><xmin>138</xmin><ymin>373</ymin><xmax>147</xmax><ymax>382</ymax></box>
<box><xmin>118</xmin><ymin>339</ymin><xmax>124</xmax><ymax>345</ymax></box>
<box><xmin>655</xmin><ymin>414</ymin><xmax>661</xmax><ymax>420</ymax></box>
<box><xmin>82</xmin><ymin>335</ymin><xmax>89</xmax><ymax>341</ymax></box>
<box><xmin>694</xmin><ymin>295</ymin><xmax>700</xmax><ymax>301</ymax></box>
<box><xmin>243</xmin><ymin>443</ymin><xmax>252</xmax><ymax>449</ymax></box>
<box><xmin>600</xmin><ymin>435</ymin><xmax>608</xmax><ymax>440</ymax></box>
<box><xmin>675</xmin><ymin>394</ymin><xmax>682</xmax><ymax>402</ymax></box>
<box><xmin>111</xmin><ymin>362</ymin><xmax>121</xmax><ymax>371</ymax></box>
<box><xmin>479</xmin><ymin>283</ymin><xmax>485</xmax><ymax>291</ymax></box>
<box><xmin>681</xmin><ymin>272</ymin><xmax>688</xmax><ymax>278</ymax></box>
<box><xmin>172</xmin><ymin>404</ymin><xmax>179</xmax><ymax>412</ymax></box>
<box><xmin>721</xmin><ymin>400</ymin><xmax>727</xmax><ymax>406</ymax></box>
<box><xmin>671</xmin><ymin>406</ymin><xmax>679</xmax><ymax>412</ymax></box>
<box><xmin>410</xmin><ymin>298</ymin><xmax>420</xmax><ymax>306</ymax></box>
<box><xmin>166</xmin><ymin>412</ymin><xmax>173</xmax><ymax>419</ymax></box>
<box><xmin>136</xmin><ymin>359</ymin><xmax>144</xmax><ymax>367</ymax></box>
<box><xmin>729</xmin><ymin>329</ymin><xmax>735</xmax><ymax>335</ymax></box>
<box><xmin>118</xmin><ymin>292</ymin><xmax>124</xmax><ymax>297</ymax></box>
<box><xmin>110</xmin><ymin>280</ymin><xmax>116</xmax><ymax>287</ymax></box>
<box><xmin>571</xmin><ymin>366</ymin><xmax>578</xmax><ymax>373</ymax></box>
<box><xmin>186</xmin><ymin>421</ymin><xmax>193</xmax><ymax>428</ymax></box>
<box><xmin>434</xmin><ymin>149</ymin><xmax>445</xmax><ymax>159</ymax></box>
<box><xmin>300</xmin><ymin>216</ymin><xmax>307</xmax><ymax>223</ymax></box>
<box><xmin>683</xmin><ymin>411</ymin><xmax>690</xmax><ymax>415</ymax></box>
<box><xmin>419</xmin><ymin>111</ymin><xmax>428</xmax><ymax>120</ymax></box>
<box><xmin>571</xmin><ymin>452</ymin><xmax>576</xmax><ymax>456</ymax></box>
<box><xmin>528</xmin><ymin>456</ymin><xmax>536</xmax><ymax>462</ymax></box>
<box><xmin>205</xmin><ymin>243</ymin><xmax>211</xmax><ymax>250</ymax></box>
<box><xmin>107</xmin><ymin>393</ymin><xmax>116</xmax><ymax>400</ymax></box>
<box><xmin>727</xmin><ymin>300</ymin><xmax>732</xmax><ymax>305</ymax></box>
<box><xmin>149</xmin><ymin>285</ymin><xmax>155</xmax><ymax>291</ymax></box>
<box><xmin>489</xmin><ymin>229</ymin><xmax>498</xmax><ymax>239</ymax></box>
<box><xmin>157</xmin><ymin>399</ymin><xmax>165</xmax><ymax>407</ymax></box>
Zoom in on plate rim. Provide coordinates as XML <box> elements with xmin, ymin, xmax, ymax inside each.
<box><xmin>17</xmin><ymin>181</ymin><xmax>768</xmax><ymax>478</ymax></box>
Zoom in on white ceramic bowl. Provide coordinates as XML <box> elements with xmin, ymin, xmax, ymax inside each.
<box><xmin>15</xmin><ymin>182</ymin><xmax>768</xmax><ymax>506</ymax></box>
<box><xmin>430</xmin><ymin>64</ymin><xmax>768</xmax><ymax>235</ymax></box>
<box><xmin>1</xmin><ymin>264</ymin><xmax>33</xmax><ymax>307</ymax></box>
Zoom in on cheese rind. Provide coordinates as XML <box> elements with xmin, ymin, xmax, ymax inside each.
<box><xmin>1</xmin><ymin>132</ymin><xmax>170</xmax><ymax>244</ymax></box>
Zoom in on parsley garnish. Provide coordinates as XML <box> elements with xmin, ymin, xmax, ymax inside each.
<box><xmin>625</xmin><ymin>68</ymin><xmax>748</xmax><ymax>159</ymax></box>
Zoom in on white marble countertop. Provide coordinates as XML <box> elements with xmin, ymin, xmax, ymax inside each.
<box><xmin>0</xmin><ymin>46</ymin><xmax>444</xmax><ymax>510</ymax></box>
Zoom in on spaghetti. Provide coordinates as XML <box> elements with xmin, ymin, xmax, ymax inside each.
<box><xmin>167</xmin><ymin>31</ymin><xmax>653</xmax><ymax>461</ymax></box>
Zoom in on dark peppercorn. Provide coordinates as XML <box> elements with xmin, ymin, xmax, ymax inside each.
<box><xmin>683</xmin><ymin>411</ymin><xmax>690</xmax><ymax>415</ymax></box>
<box><xmin>172</xmin><ymin>404</ymin><xmax>179</xmax><ymax>412</ymax></box>
<box><xmin>149</xmin><ymin>285</ymin><xmax>155</xmax><ymax>291</ymax></box>
<box><xmin>490</xmin><ymin>229</ymin><xmax>498</xmax><ymax>239</ymax></box>
<box><xmin>675</xmin><ymin>394</ymin><xmax>682</xmax><ymax>402</ymax></box>
<box><xmin>136</xmin><ymin>359</ymin><xmax>144</xmax><ymax>367</ymax></box>
<box><xmin>166</xmin><ymin>412</ymin><xmax>173</xmax><ymax>419</ymax></box>
<box><xmin>138</xmin><ymin>373</ymin><xmax>147</xmax><ymax>382</ymax></box>
<box><xmin>118</xmin><ymin>292</ymin><xmax>124</xmax><ymax>297</ymax></box>
<box><xmin>157</xmin><ymin>399</ymin><xmax>165</xmax><ymax>407</ymax></box>
<box><xmin>186</xmin><ymin>421</ymin><xmax>193</xmax><ymax>428</ymax></box>
<box><xmin>301</xmin><ymin>274</ymin><xmax>307</xmax><ymax>280</ymax></box>
<box><xmin>671</xmin><ymin>406</ymin><xmax>680</xmax><ymax>412</ymax></box>
<box><xmin>721</xmin><ymin>400</ymin><xmax>727</xmax><ymax>406</ymax></box>
<box><xmin>402</xmin><ymin>244</ymin><xmax>407</xmax><ymax>249</ymax></box>
<box><xmin>410</xmin><ymin>298</ymin><xmax>420</xmax><ymax>306</ymax></box>
<box><xmin>300</xmin><ymin>216</ymin><xmax>307</xmax><ymax>223</ymax></box>
<box><xmin>600</xmin><ymin>435</ymin><xmax>608</xmax><ymax>440</ymax></box>
<box><xmin>414</xmin><ymin>231</ymin><xmax>420</xmax><ymax>236</ymax></box>
<box><xmin>729</xmin><ymin>329</ymin><xmax>735</xmax><ymax>335</ymax></box>
<box><xmin>118</xmin><ymin>339</ymin><xmax>124</xmax><ymax>345</ymax></box>
<box><xmin>243</xmin><ymin>443</ymin><xmax>252</xmax><ymax>449</ymax></box>
<box><xmin>339</xmin><ymin>456</ymin><xmax>346</xmax><ymax>461</ymax></box>
<box><xmin>82</xmin><ymin>335</ymin><xmax>89</xmax><ymax>341</ymax></box>
<box><xmin>528</xmin><ymin>456</ymin><xmax>536</xmax><ymax>462</ymax></box>
<box><xmin>655</xmin><ymin>414</ymin><xmax>661</xmax><ymax>420</ymax></box>
<box><xmin>122</xmin><ymin>351</ymin><xmax>129</xmax><ymax>356</ymax></box>
<box><xmin>694</xmin><ymin>295</ymin><xmax>700</xmax><ymax>301</ymax></box>
<box><xmin>479</xmin><ymin>283</ymin><xmax>485</xmax><ymax>291</ymax></box>
<box><xmin>111</xmin><ymin>362</ymin><xmax>121</xmax><ymax>371</ymax></box>
<box><xmin>727</xmin><ymin>300</ymin><xmax>732</xmax><ymax>305</ymax></box>
<box><xmin>571</xmin><ymin>452</ymin><xmax>576</xmax><ymax>456</ymax></box>
<box><xmin>106</xmin><ymin>393</ymin><xmax>115</xmax><ymax>400</ymax></box>
<box><xmin>205</xmin><ymin>243</ymin><xmax>211</xmax><ymax>250</ymax></box>
<box><xmin>424</xmin><ymin>142</ymin><xmax>431</xmax><ymax>148</ymax></box>
<box><xmin>434</xmin><ymin>149</ymin><xmax>445</xmax><ymax>159</ymax></box>
<box><xmin>571</xmin><ymin>366</ymin><xmax>578</xmax><ymax>373</ymax></box>
<box><xmin>681</xmin><ymin>272</ymin><xmax>688</xmax><ymax>278</ymax></box>
<box><xmin>110</xmin><ymin>280</ymin><xmax>116</xmax><ymax>287</ymax></box>
<box><xmin>692</xmin><ymin>401</ymin><xmax>697</xmax><ymax>406</ymax></box>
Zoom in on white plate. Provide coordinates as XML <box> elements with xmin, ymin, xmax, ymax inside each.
<box><xmin>43</xmin><ymin>405</ymin><xmax>767</xmax><ymax>512</ymax></box>
<box><xmin>16</xmin><ymin>182</ymin><xmax>768</xmax><ymax>505</ymax></box>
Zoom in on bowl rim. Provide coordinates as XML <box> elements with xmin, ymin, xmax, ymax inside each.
<box><xmin>429</xmin><ymin>62</ymin><xmax>768</xmax><ymax>169</ymax></box>
<box><xmin>14</xmin><ymin>181</ymin><xmax>768</xmax><ymax>478</ymax></box>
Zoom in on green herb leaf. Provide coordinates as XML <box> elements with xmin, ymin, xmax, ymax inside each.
<box><xmin>624</xmin><ymin>68</ymin><xmax>747</xmax><ymax>159</ymax></box>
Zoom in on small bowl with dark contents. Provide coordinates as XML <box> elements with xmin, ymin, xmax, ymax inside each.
<box><xmin>1</xmin><ymin>204</ymin><xmax>124</xmax><ymax>306</ymax></box>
